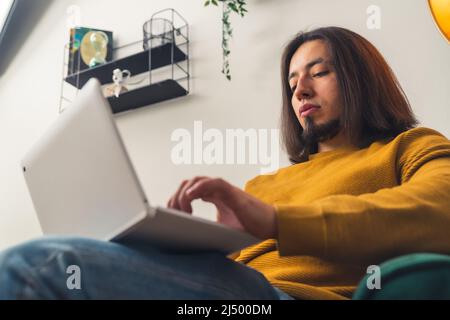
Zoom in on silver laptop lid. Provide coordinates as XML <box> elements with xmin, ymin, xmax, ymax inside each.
<box><xmin>21</xmin><ymin>78</ymin><xmax>150</xmax><ymax>240</ymax></box>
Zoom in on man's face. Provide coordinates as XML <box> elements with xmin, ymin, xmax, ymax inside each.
<box><xmin>288</xmin><ymin>40</ymin><xmax>343</xmax><ymax>143</ymax></box>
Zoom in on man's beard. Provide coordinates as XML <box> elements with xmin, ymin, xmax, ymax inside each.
<box><xmin>301</xmin><ymin>117</ymin><xmax>341</xmax><ymax>146</ymax></box>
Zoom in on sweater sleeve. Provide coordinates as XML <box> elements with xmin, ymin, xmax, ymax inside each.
<box><xmin>275</xmin><ymin>130</ymin><xmax>450</xmax><ymax>264</ymax></box>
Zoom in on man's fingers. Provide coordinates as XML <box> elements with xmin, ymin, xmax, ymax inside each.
<box><xmin>167</xmin><ymin>196</ymin><xmax>176</xmax><ymax>209</ymax></box>
<box><xmin>177</xmin><ymin>176</ymin><xmax>209</xmax><ymax>213</ymax></box>
<box><xmin>186</xmin><ymin>178</ymin><xmax>231</xmax><ymax>202</ymax></box>
<box><xmin>168</xmin><ymin>179</ymin><xmax>189</xmax><ymax>210</ymax></box>
<box><xmin>168</xmin><ymin>177</ymin><xmax>235</xmax><ymax>216</ymax></box>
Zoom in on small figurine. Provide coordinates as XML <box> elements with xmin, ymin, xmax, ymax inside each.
<box><xmin>104</xmin><ymin>69</ymin><xmax>131</xmax><ymax>98</ymax></box>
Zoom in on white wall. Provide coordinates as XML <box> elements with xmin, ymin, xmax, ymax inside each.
<box><xmin>0</xmin><ymin>0</ymin><xmax>449</xmax><ymax>250</ymax></box>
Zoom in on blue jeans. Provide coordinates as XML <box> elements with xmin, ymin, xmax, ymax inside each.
<box><xmin>0</xmin><ymin>237</ymin><xmax>294</xmax><ymax>300</ymax></box>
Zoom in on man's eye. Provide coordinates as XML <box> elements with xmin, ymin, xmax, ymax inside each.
<box><xmin>290</xmin><ymin>85</ymin><xmax>297</xmax><ymax>92</ymax></box>
<box><xmin>313</xmin><ymin>71</ymin><xmax>329</xmax><ymax>78</ymax></box>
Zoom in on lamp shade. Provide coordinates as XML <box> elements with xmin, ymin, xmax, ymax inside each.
<box><xmin>428</xmin><ymin>0</ymin><xmax>450</xmax><ymax>43</ymax></box>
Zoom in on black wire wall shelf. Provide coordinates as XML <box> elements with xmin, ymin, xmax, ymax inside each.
<box><xmin>60</xmin><ymin>8</ymin><xmax>190</xmax><ymax>115</ymax></box>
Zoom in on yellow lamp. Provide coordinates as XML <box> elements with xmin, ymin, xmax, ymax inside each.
<box><xmin>428</xmin><ymin>0</ymin><xmax>450</xmax><ymax>43</ymax></box>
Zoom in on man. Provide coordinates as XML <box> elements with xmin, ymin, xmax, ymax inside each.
<box><xmin>1</xmin><ymin>27</ymin><xmax>449</xmax><ymax>300</ymax></box>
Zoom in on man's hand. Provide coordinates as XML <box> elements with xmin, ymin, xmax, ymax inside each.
<box><xmin>167</xmin><ymin>177</ymin><xmax>277</xmax><ymax>240</ymax></box>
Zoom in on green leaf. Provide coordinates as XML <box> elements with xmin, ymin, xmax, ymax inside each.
<box><xmin>228</xmin><ymin>3</ymin><xmax>239</xmax><ymax>13</ymax></box>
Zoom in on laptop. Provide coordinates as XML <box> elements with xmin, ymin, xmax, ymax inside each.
<box><xmin>0</xmin><ymin>0</ymin><xmax>17</xmax><ymax>49</ymax></box>
<box><xmin>21</xmin><ymin>78</ymin><xmax>260</xmax><ymax>254</ymax></box>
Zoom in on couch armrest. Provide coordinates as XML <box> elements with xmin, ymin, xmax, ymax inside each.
<box><xmin>353</xmin><ymin>253</ymin><xmax>450</xmax><ymax>300</ymax></box>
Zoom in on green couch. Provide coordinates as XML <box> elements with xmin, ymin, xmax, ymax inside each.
<box><xmin>353</xmin><ymin>253</ymin><xmax>450</xmax><ymax>300</ymax></box>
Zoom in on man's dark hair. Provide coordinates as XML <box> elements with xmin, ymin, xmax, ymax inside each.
<box><xmin>280</xmin><ymin>27</ymin><xmax>419</xmax><ymax>164</ymax></box>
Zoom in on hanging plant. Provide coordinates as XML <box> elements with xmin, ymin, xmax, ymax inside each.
<box><xmin>204</xmin><ymin>0</ymin><xmax>248</xmax><ymax>81</ymax></box>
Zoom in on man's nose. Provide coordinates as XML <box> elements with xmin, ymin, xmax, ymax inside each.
<box><xmin>294</xmin><ymin>77</ymin><xmax>313</xmax><ymax>100</ymax></box>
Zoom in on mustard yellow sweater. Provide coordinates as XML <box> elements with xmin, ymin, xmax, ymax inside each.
<box><xmin>234</xmin><ymin>127</ymin><xmax>450</xmax><ymax>300</ymax></box>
